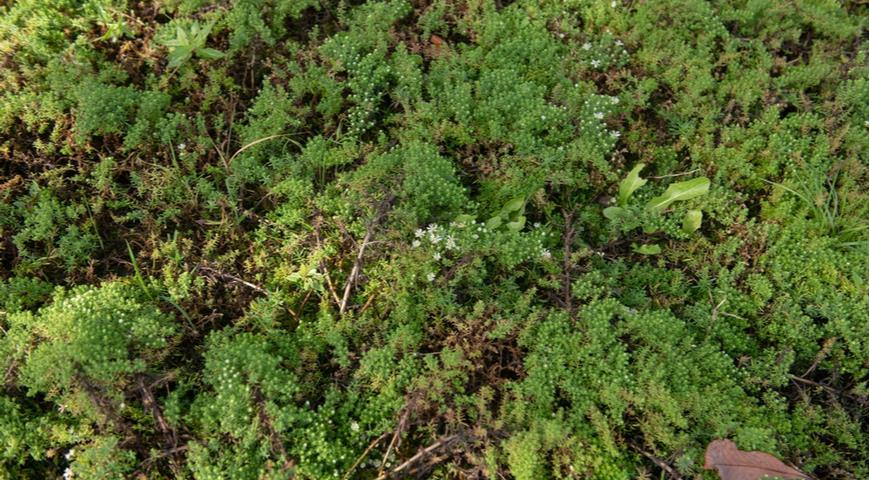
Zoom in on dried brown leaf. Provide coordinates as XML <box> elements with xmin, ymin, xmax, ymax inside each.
<box><xmin>704</xmin><ymin>439</ymin><xmax>810</xmax><ymax>480</ymax></box>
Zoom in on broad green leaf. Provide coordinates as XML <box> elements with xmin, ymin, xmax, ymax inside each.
<box><xmin>682</xmin><ymin>209</ymin><xmax>703</xmax><ymax>234</ymax></box>
<box><xmin>506</xmin><ymin>216</ymin><xmax>526</xmax><ymax>232</ymax></box>
<box><xmin>199</xmin><ymin>21</ymin><xmax>214</xmax><ymax>37</ymax></box>
<box><xmin>501</xmin><ymin>197</ymin><xmax>525</xmax><ymax>215</ymax></box>
<box><xmin>603</xmin><ymin>206</ymin><xmax>625</xmax><ymax>220</ymax></box>
<box><xmin>646</xmin><ymin>177</ymin><xmax>710</xmax><ymax>212</ymax></box>
<box><xmin>196</xmin><ymin>48</ymin><xmax>225</xmax><ymax>60</ymax></box>
<box><xmin>485</xmin><ymin>216</ymin><xmax>502</xmax><ymax>230</ymax></box>
<box><xmin>633</xmin><ymin>243</ymin><xmax>662</xmax><ymax>255</ymax></box>
<box><xmin>176</xmin><ymin>25</ymin><xmax>189</xmax><ymax>45</ymax></box>
<box><xmin>618</xmin><ymin>163</ymin><xmax>647</xmax><ymax>206</ymax></box>
<box><xmin>167</xmin><ymin>46</ymin><xmax>193</xmax><ymax>68</ymax></box>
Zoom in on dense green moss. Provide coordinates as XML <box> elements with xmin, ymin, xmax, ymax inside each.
<box><xmin>0</xmin><ymin>0</ymin><xmax>866</xmax><ymax>479</ymax></box>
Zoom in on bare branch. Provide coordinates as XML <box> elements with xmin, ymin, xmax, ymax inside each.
<box><xmin>630</xmin><ymin>442</ymin><xmax>682</xmax><ymax>480</ymax></box>
<box><xmin>342</xmin><ymin>432</ymin><xmax>389</xmax><ymax>480</ymax></box>
<box><xmin>340</xmin><ymin>226</ymin><xmax>374</xmax><ymax>314</ymax></box>
<box><xmin>378</xmin><ymin>433</ymin><xmax>464</xmax><ymax>479</ymax></box>
<box><xmin>196</xmin><ymin>265</ymin><xmax>267</xmax><ymax>295</ymax></box>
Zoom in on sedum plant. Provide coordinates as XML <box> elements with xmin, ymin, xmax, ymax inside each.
<box><xmin>0</xmin><ymin>0</ymin><xmax>866</xmax><ymax>478</ymax></box>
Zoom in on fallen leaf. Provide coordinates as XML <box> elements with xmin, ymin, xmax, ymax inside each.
<box><xmin>704</xmin><ymin>439</ymin><xmax>810</xmax><ymax>480</ymax></box>
<box><xmin>430</xmin><ymin>34</ymin><xmax>447</xmax><ymax>57</ymax></box>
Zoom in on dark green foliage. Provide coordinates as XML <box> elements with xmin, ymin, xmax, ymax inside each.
<box><xmin>0</xmin><ymin>0</ymin><xmax>866</xmax><ymax>479</ymax></box>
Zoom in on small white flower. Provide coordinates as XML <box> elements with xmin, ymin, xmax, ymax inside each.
<box><xmin>412</xmin><ymin>240</ymin><xmax>421</xmax><ymax>248</ymax></box>
<box><xmin>541</xmin><ymin>249</ymin><xmax>552</xmax><ymax>260</ymax></box>
<box><xmin>63</xmin><ymin>468</ymin><xmax>74</xmax><ymax>480</ymax></box>
<box><xmin>426</xmin><ymin>272</ymin><xmax>436</xmax><ymax>282</ymax></box>
<box><xmin>610</xmin><ymin>130</ymin><xmax>621</xmax><ymax>138</ymax></box>
<box><xmin>559</xmin><ymin>33</ymin><xmax>565</xmax><ymax>39</ymax></box>
<box><xmin>177</xmin><ymin>143</ymin><xmax>186</xmax><ymax>150</ymax></box>
<box><xmin>590</xmin><ymin>59</ymin><xmax>601</xmax><ymax>68</ymax></box>
<box><xmin>414</xmin><ymin>228</ymin><xmax>424</xmax><ymax>238</ymax></box>
<box><xmin>611</xmin><ymin>96</ymin><xmax>620</xmax><ymax>104</ymax></box>
<box><xmin>594</xmin><ymin>111</ymin><xmax>604</xmax><ymax>120</ymax></box>
<box><xmin>65</xmin><ymin>449</ymin><xmax>75</xmax><ymax>461</ymax></box>
<box><xmin>433</xmin><ymin>252</ymin><xmax>441</xmax><ymax>260</ymax></box>
<box><xmin>615</xmin><ymin>39</ymin><xmax>624</xmax><ymax>46</ymax></box>
<box><xmin>445</xmin><ymin>236</ymin><xmax>457</xmax><ymax>250</ymax></box>
<box><xmin>533</xmin><ymin>222</ymin><xmax>541</xmax><ymax>228</ymax></box>
<box><xmin>350</xmin><ymin>421</ymin><xmax>360</xmax><ymax>432</ymax></box>
<box><xmin>611</xmin><ymin>0</ymin><xmax>618</xmax><ymax>7</ymax></box>
<box><xmin>582</xmin><ymin>42</ymin><xmax>592</xmax><ymax>50</ymax></box>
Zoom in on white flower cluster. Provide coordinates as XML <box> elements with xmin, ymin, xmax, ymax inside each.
<box><xmin>579</xmin><ymin>35</ymin><xmax>629</xmax><ymax>72</ymax></box>
<box><xmin>578</xmin><ymin>95</ymin><xmax>622</xmax><ymax>150</ymax></box>
<box><xmin>414</xmin><ymin>223</ymin><xmax>459</xmax><ymax>253</ymax></box>
<box><xmin>412</xmin><ymin>219</ymin><xmax>555</xmax><ymax>280</ymax></box>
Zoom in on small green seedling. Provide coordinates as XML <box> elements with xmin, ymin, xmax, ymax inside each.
<box><xmin>618</xmin><ymin>163</ymin><xmax>648</xmax><ymax>206</ymax></box>
<box><xmin>486</xmin><ymin>196</ymin><xmax>527</xmax><ymax>233</ymax></box>
<box><xmin>604</xmin><ymin>165</ymin><xmax>711</xmax><ymax>254</ymax></box>
<box><xmin>632</xmin><ymin>243</ymin><xmax>662</xmax><ymax>255</ymax></box>
<box><xmin>161</xmin><ymin>21</ymin><xmax>224</xmax><ymax>68</ymax></box>
<box><xmin>605</xmin><ymin>164</ymin><xmax>710</xmax><ymax>224</ymax></box>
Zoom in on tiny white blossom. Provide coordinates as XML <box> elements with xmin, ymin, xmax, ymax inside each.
<box><xmin>427</xmin><ymin>224</ymin><xmax>442</xmax><ymax>243</ymax></box>
<box><xmin>65</xmin><ymin>449</ymin><xmax>75</xmax><ymax>461</ymax></box>
<box><xmin>412</xmin><ymin>240</ymin><xmax>421</xmax><ymax>248</ymax></box>
<box><xmin>582</xmin><ymin>42</ymin><xmax>592</xmax><ymax>50</ymax></box>
<box><xmin>63</xmin><ymin>468</ymin><xmax>74</xmax><ymax>480</ymax></box>
<box><xmin>611</xmin><ymin>96</ymin><xmax>620</xmax><ymax>104</ymax></box>
<box><xmin>350</xmin><ymin>421</ymin><xmax>360</xmax><ymax>432</ymax></box>
<box><xmin>615</xmin><ymin>39</ymin><xmax>624</xmax><ymax>46</ymax></box>
<box><xmin>594</xmin><ymin>111</ymin><xmax>604</xmax><ymax>120</ymax></box>
<box><xmin>426</xmin><ymin>272</ymin><xmax>436</xmax><ymax>282</ymax></box>
<box><xmin>610</xmin><ymin>130</ymin><xmax>621</xmax><ymax>138</ymax></box>
<box><xmin>590</xmin><ymin>59</ymin><xmax>601</xmax><ymax>68</ymax></box>
<box><xmin>541</xmin><ymin>249</ymin><xmax>552</xmax><ymax>260</ymax></box>
<box><xmin>611</xmin><ymin>0</ymin><xmax>618</xmax><ymax>7</ymax></box>
<box><xmin>414</xmin><ymin>228</ymin><xmax>425</xmax><ymax>238</ymax></box>
<box><xmin>433</xmin><ymin>252</ymin><xmax>441</xmax><ymax>260</ymax></box>
<box><xmin>445</xmin><ymin>236</ymin><xmax>457</xmax><ymax>250</ymax></box>
<box><xmin>177</xmin><ymin>143</ymin><xmax>186</xmax><ymax>150</ymax></box>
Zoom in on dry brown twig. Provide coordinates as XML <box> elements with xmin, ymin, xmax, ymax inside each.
<box><xmin>196</xmin><ymin>264</ymin><xmax>267</xmax><ymax>294</ymax></box>
<box><xmin>379</xmin><ymin>408</ymin><xmax>410</xmax><ymax>474</ymax></box>
<box><xmin>629</xmin><ymin>442</ymin><xmax>682</xmax><ymax>480</ymax></box>
<box><xmin>377</xmin><ymin>433</ymin><xmax>464</xmax><ymax>480</ymax></box>
<box><xmin>339</xmin><ymin>196</ymin><xmax>394</xmax><ymax>315</ymax></box>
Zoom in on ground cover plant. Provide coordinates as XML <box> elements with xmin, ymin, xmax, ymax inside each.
<box><xmin>0</xmin><ymin>0</ymin><xmax>867</xmax><ymax>479</ymax></box>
